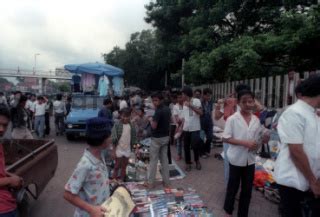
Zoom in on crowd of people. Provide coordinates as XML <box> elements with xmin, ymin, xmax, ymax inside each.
<box><xmin>0</xmin><ymin>74</ymin><xmax>320</xmax><ymax>217</ymax></box>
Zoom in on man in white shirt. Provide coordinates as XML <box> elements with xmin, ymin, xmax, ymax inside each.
<box><xmin>181</xmin><ymin>87</ymin><xmax>203</xmax><ymax>171</ymax></box>
<box><xmin>172</xmin><ymin>91</ymin><xmax>184</xmax><ymax>160</ymax></box>
<box><xmin>275</xmin><ymin>76</ymin><xmax>320</xmax><ymax>217</ymax></box>
<box><xmin>53</xmin><ymin>94</ymin><xmax>66</xmax><ymax>136</ymax></box>
<box><xmin>25</xmin><ymin>94</ymin><xmax>36</xmax><ymax>131</ymax></box>
<box><xmin>222</xmin><ymin>90</ymin><xmax>263</xmax><ymax>217</ymax></box>
<box><xmin>34</xmin><ymin>96</ymin><xmax>47</xmax><ymax>138</ymax></box>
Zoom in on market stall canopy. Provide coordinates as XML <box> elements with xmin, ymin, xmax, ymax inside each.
<box><xmin>64</xmin><ymin>62</ymin><xmax>124</xmax><ymax>77</ymax></box>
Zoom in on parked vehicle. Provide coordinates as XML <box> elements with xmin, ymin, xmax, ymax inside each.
<box><xmin>4</xmin><ymin>139</ymin><xmax>58</xmax><ymax>217</ymax></box>
<box><xmin>65</xmin><ymin>95</ymin><xmax>104</xmax><ymax>140</ymax></box>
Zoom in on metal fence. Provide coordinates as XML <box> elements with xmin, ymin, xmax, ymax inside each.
<box><xmin>193</xmin><ymin>70</ymin><xmax>320</xmax><ymax>109</ymax></box>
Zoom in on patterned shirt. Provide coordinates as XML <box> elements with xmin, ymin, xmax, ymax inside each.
<box><xmin>65</xmin><ymin>149</ymin><xmax>110</xmax><ymax>217</ymax></box>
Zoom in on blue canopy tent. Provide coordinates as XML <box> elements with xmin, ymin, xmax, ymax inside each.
<box><xmin>64</xmin><ymin>62</ymin><xmax>124</xmax><ymax>77</ymax></box>
<box><xmin>64</xmin><ymin>62</ymin><xmax>124</xmax><ymax>96</ymax></box>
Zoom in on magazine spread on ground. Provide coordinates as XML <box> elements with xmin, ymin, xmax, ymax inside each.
<box><xmin>101</xmin><ymin>186</ymin><xmax>135</xmax><ymax>217</ymax></box>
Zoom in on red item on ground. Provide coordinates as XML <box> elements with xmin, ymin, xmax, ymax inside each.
<box><xmin>254</xmin><ymin>170</ymin><xmax>269</xmax><ymax>188</ymax></box>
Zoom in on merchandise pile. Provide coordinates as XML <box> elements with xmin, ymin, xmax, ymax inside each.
<box><xmin>125</xmin><ymin>182</ymin><xmax>214</xmax><ymax>217</ymax></box>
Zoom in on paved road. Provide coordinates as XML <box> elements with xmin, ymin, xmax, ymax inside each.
<box><xmin>28</xmin><ymin>134</ymin><xmax>280</xmax><ymax>217</ymax></box>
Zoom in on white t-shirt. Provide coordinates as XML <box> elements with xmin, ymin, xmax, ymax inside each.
<box><xmin>173</xmin><ymin>103</ymin><xmax>184</xmax><ymax>120</ymax></box>
<box><xmin>223</xmin><ymin>111</ymin><xmax>261</xmax><ymax>166</ymax></box>
<box><xmin>119</xmin><ymin>100</ymin><xmax>128</xmax><ymax>110</ymax></box>
<box><xmin>182</xmin><ymin>98</ymin><xmax>202</xmax><ymax>132</ymax></box>
<box><xmin>275</xmin><ymin>100</ymin><xmax>320</xmax><ymax>191</ymax></box>
<box><xmin>116</xmin><ymin>124</ymin><xmax>131</xmax><ymax>158</ymax></box>
<box><xmin>53</xmin><ymin>100</ymin><xmax>66</xmax><ymax>114</ymax></box>
<box><xmin>34</xmin><ymin>102</ymin><xmax>46</xmax><ymax>116</ymax></box>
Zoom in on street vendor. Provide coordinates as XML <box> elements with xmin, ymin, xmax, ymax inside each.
<box><xmin>274</xmin><ymin>76</ymin><xmax>320</xmax><ymax>217</ymax></box>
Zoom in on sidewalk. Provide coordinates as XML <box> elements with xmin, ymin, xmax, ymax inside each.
<box><xmin>170</xmin><ymin>146</ymin><xmax>280</xmax><ymax>217</ymax></box>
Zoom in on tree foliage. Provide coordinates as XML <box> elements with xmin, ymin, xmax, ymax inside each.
<box><xmin>103</xmin><ymin>0</ymin><xmax>320</xmax><ymax>89</ymax></box>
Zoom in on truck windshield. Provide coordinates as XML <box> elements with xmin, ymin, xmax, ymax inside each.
<box><xmin>72</xmin><ymin>96</ymin><xmax>104</xmax><ymax>109</ymax></box>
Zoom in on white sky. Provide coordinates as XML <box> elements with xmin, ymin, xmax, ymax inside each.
<box><xmin>0</xmin><ymin>0</ymin><xmax>151</xmax><ymax>72</ymax></box>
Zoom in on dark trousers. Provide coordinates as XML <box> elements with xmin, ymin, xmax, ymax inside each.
<box><xmin>45</xmin><ymin>112</ymin><xmax>50</xmax><ymax>135</ymax></box>
<box><xmin>54</xmin><ymin>113</ymin><xmax>65</xmax><ymax>135</ymax></box>
<box><xmin>112</xmin><ymin>156</ymin><xmax>129</xmax><ymax>181</ymax></box>
<box><xmin>279</xmin><ymin>185</ymin><xmax>320</xmax><ymax>217</ymax></box>
<box><xmin>202</xmin><ymin>125</ymin><xmax>213</xmax><ymax>154</ymax></box>
<box><xmin>183</xmin><ymin>131</ymin><xmax>200</xmax><ymax>165</ymax></box>
<box><xmin>224</xmin><ymin>163</ymin><xmax>255</xmax><ymax>217</ymax></box>
<box><xmin>168</xmin><ymin>125</ymin><xmax>176</xmax><ymax>164</ymax></box>
<box><xmin>0</xmin><ymin>210</ymin><xmax>18</xmax><ymax>217</ymax></box>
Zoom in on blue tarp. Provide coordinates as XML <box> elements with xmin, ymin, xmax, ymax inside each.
<box><xmin>64</xmin><ymin>62</ymin><xmax>124</xmax><ymax>77</ymax></box>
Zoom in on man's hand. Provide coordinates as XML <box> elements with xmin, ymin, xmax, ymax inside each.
<box><xmin>245</xmin><ymin>140</ymin><xmax>257</xmax><ymax>151</ymax></box>
<box><xmin>184</xmin><ymin>101</ymin><xmax>191</xmax><ymax>107</ymax></box>
<box><xmin>310</xmin><ymin>180</ymin><xmax>320</xmax><ymax>197</ymax></box>
<box><xmin>89</xmin><ymin>205</ymin><xmax>107</xmax><ymax>217</ymax></box>
<box><xmin>8</xmin><ymin>176</ymin><xmax>23</xmax><ymax>189</ymax></box>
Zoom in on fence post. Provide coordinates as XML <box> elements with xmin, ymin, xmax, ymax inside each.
<box><xmin>261</xmin><ymin>77</ymin><xmax>266</xmax><ymax>107</ymax></box>
<box><xmin>282</xmin><ymin>74</ymin><xmax>288</xmax><ymax>107</ymax></box>
<box><xmin>268</xmin><ymin>76</ymin><xmax>273</xmax><ymax>108</ymax></box>
<box><xmin>275</xmin><ymin>75</ymin><xmax>281</xmax><ymax>108</ymax></box>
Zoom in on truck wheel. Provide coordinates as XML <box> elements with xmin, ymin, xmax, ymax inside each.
<box><xmin>66</xmin><ymin>134</ymin><xmax>75</xmax><ymax>141</ymax></box>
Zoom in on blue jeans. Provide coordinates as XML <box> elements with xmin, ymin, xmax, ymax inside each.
<box><xmin>34</xmin><ymin>115</ymin><xmax>45</xmax><ymax>138</ymax></box>
<box><xmin>223</xmin><ymin>142</ymin><xmax>230</xmax><ymax>186</ymax></box>
<box><xmin>0</xmin><ymin>210</ymin><xmax>18</xmax><ymax>217</ymax></box>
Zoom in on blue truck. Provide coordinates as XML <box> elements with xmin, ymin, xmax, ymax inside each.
<box><xmin>65</xmin><ymin>95</ymin><xmax>104</xmax><ymax>140</ymax></box>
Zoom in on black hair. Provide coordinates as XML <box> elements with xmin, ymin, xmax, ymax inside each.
<box><xmin>235</xmin><ymin>84</ymin><xmax>251</xmax><ymax>94</ymax></box>
<box><xmin>136</xmin><ymin>107</ymin><xmax>145</xmax><ymax>113</ymax></box>
<box><xmin>37</xmin><ymin>96</ymin><xmax>44</xmax><ymax>100</ymax></box>
<box><xmin>176</xmin><ymin>91</ymin><xmax>182</xmax><ymax>96</ymax></box>
<box><xmin>0</xmin><ymin>92</ymin><xmax>4</xmax><ymax>96</ymax></box>
<box><xmin>237</xmin><ymin>90</ymin><xmax>255</xmax><ymax>101</ymax></box>
<box><xmin>56</xmin><ymin>94</ymin><xmax>63</xmax><ymax>101</ymax></box>
<box><xmin>86</xmin><ymin>133</ymin><xmax>111</xmax><ymax>147</ymax></box>
<box><xmin>19</xmin><ymin>95</ymin><xmax>28</xmax><ymax>105</ymax></box>
<box><xmin>170</xmin><ymin>92</ymin><xmax>177</xmax><ymax>100</ymax></box>
<box><xmin>151</xmin><ymin>91</ymin><xmax>164</xmax><ymax>100</ymax></box>
<box><xmin>194</xmin><ymin>89</ymin><xmax>202</xmax><ymax>94</ymax></box>
<box><xmin>182</xmin><ymin>86</ymin><xmax>193</xmax><ymax>98</ymax></box>
<box><xmin>15</xmin><ymin>91</ymin><xmax>22</xmax><ymax>95</ymax></box>
<box><xmin>0</xmin><ymin>104</ymin><xmax>11</xmax><ymax>120</ymax></box>
<box><xmin>119</xmin><ymin>107</ymin><xmax>132</xmax><ymax>117</ymax></box>
<box><xmin>298</xmin><ymin>75</ymin><xmax>320</xmax><ymax>97</ymax></box>
<box><xmin>103</xmin><ymin>98</ymin><xmax>112</xmax><ymax>106</ymax></box>
<box><xmin>203</xmin><ymin>88</ymin><xmax>212</xmax><ymax>95</ymax></box>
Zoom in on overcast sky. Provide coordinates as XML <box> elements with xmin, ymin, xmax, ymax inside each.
<box><xmin>0</xmin><ymin>0</ymin><xmax>151</xmax><ymax>72</ymax></box>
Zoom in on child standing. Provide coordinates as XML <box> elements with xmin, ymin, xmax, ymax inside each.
<box><xmin>223</xmin><ymin>90</ymin><xmax>263</xmax><ymax>217</ymax></box>
<box><xmin>64</xmin><ymin>117</ymin><xmax>112</xmax><ymax>217</ymax></box>
<box><xmin>111</xmin><ymin>108</ymin><xmax>137</xmax><ymax>181</ymax></box>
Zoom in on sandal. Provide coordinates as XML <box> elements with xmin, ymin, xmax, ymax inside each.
<box><xmin>185</xmin><ymin>164</ymin><xmax>192</xmax><ymax>172</ymax></box>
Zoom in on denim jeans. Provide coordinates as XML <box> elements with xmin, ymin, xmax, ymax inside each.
<box><xmin>34</xmin><ymin>115</ymin><xmax>45</xmax><ymax>138</ymax></box>
<box><xmin>54</xmin><ymin>113</ymin><xmax>65</xmax><ymax>134</ymax></box>
<box><xmin>223</xmin><ymin>142</ymin><xmax>230</xmax><ymax>186</ymax></box>
<box><xmin>0</xmin><ymin>210</ymin><xmax>18</xmax><ymax>217</ymax></box>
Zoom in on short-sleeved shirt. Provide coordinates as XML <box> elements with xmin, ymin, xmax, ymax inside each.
<box><xmin>0</xmin><ymin>144</ymin><xmax>17</xmax><ymax>214</ymax></box>
<box><xmin>116</xmin><ymin>124</ymin><xmax>131</xmax><ymax>158</ymax></box>
<box><xmin>223</xmin><ymin>111</ymin><xmax>261</xmax><ymax>166</ymax></box>
<box><xmin>182</xmin><ymin>98</ymin><xmax>202</xmax><ymax>132</ymax></box>
<box><xmin>34</xmin><ymin>102</ymin><xmax>46</xmax><ymax>116</ymax></box>
<box><xmin>173</xmin><ymin>103</ymin><xmax>184</xmax><ymax>120</ymax></box>
<box><xmin>152</xmin><ymin>104</ymin><xmax>171</xmax><ymax>138</ymax></box>
<box><xmin>65</xmin><ymin>149</ymin><xmax>110</xmax><ymax>217</ymax></box>
<box><xmin>275</xmin><ymin>100</ymin><xmax>320</xmax><ymax>191</ymax></box>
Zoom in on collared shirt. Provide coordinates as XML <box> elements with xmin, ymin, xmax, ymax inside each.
<box><xmin>223</xmin><ymin>111</ymin><xmax>261</xmax><ymax>166</ymax></box>
<box><xmin>65</xmin><ymin>149</ymin><xmax>110</xmax><ymax>217</ymax></box>
<box><xmin>274</xmin><ymin>100</ymin><xmax>320</xmax><ymax>191</ymax></box>
<box><xmin>182</xmin><ymin>98</ymin><xmax>202</xmax><ymax>132</ymax></box>
<box><xmin>173</xmin><ymin>103</ymin><xmax>184</xmax><ymax>121</ymax></box>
